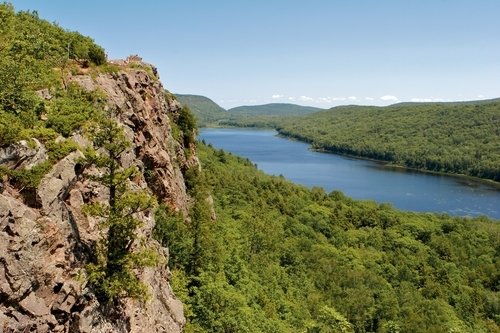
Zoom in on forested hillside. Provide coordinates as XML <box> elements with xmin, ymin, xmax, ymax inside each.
<box><xmin>228</xmin><ymin>103</ymin><xmax>322</xmax><ymax>116</ymax></box>
<box><xmin>277</xmin><ymin>101</ymin><xmax>500</xmax><ymax>181</ymax></box>
<box><xmin>162</xmin><ymin>143</ymin><xmax>500</xmax><ymax>333</ymax></box>
<box><xmin>2</xmin><ymin>3</ymin><xmax>499</xmax><ymax>333</ymax></box>
<box><xmin>175</xmin><ymin>95</ymin><xmax>323</xmax><ymax>128</ymax></box>
<box><xmin>175</xmin><ymin>94</ymin><xmax>228</xmax><ymax>126</ymax></box>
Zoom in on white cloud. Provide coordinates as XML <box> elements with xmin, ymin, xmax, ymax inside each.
<box><xmin>348</xmin><ymin>96</ymin><xmax>357</xmax><ymax>101</ymax></box>
<box><xmin>331</xmin><ymin>97</ymin><xmax>347</xmax><ymax>101</ymax></box>
<box><xmin>288</xmin><ymin>97</ymin><xmax>296</xmax><ymax>101</ymax></box>
<box><xmin>364</xmin><ymin>97</ymin><xmax>375</xmax><ymax>101</ymax></box>
<box><xmin>299</xmin><ymin>95</ymin><xmax>314</xmax><ymax>102</ymax></box>
<box><xmin>272</xmin><ymin>94</ymin><xmax>284</xmax><ymax>99</ymax></box>
<box><xmin>380</xmin><ymin>95</ymin><xmax>399</xmax><ymax>102</ymax></box>
<box><xmin>477</xmin><ymin>94</ymin><xmax>485</xmax><ymax>99</ymax></box>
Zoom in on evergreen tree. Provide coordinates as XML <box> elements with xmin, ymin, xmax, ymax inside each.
<box><xmin>82</xmin><ymin>115</ymin><xmax>158</xmax><ymax>302</ymax></box>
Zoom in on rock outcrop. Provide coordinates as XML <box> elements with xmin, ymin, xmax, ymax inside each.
<box><xmin>0</xmin><ymin>60</ymin><xmax>193</xmax><ymax>332</ymax></box>
<box><xmin>0</xmin><ymin>139</ymin><xmax>48</xmax><ymax>170</ymax></box>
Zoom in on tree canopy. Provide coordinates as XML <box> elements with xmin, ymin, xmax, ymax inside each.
<box><xmin>163</xmin><ymin>142</ymin><xmax>500</xmax><ymax>333</ymax></box>
<box><xmin>276</xmin><ymin>101</ymin><xmax>500</xmax><ymax>181</ymax></box>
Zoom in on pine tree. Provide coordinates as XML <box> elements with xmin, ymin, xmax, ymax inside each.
<box><xmin>82</xmin><ymin>115</ymin><xmax>158</xmax><ymax>302</ymax></box>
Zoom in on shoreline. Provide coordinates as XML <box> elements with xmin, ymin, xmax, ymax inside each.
<box><xmin>274</xmin><ymin>131</ymin><xmax>500</xmax><ymax>189</ymax></box>
<box><xmin>200</xmin><ymin>126</ymin><xmax>500</xmax><ymax>189</ymax></box>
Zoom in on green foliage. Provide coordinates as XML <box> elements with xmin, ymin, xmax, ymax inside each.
<box><xmin>47</xmin><ymin>84</ymin><xmax>105</xmax><ymax>136</ymax></box>
<box><xmin>87</xmin><ymin>43</ymin><xmax>106</xmax><ymax>65</ymax></box>
<box><xmin>0</xmin><ymin>110</ymin><xmax>24</xmax><ymax>146</ymax></box>
<box><xmin>81</xmin><ymin>116</ymin><xmax>158</xmax><ymax>303</ymax></box>
<box><xmin>228</xmin><ymin>103</ymin><xmax>322</xmax><ymax>116</ymax></box>
<box><xmin>175</xmin><ymin>94</ymin><xmax>228</xmax><ymax>127</ymax></box>
<box><xmin>46</xmin><ymin>139</ymin><xmax>79</xmax><ymax>162</ymax></box>
<box><xmin>308</xmin><ymin>306</ymin><xmax>354</xmax><ymax>333</ymax></box>
<box><xmin>0</xmin><ymin>3</ymin><xmax>106</xmax><ymax>115</ymax></box>
<box><xmin>98</xmin><ymin>62</ymin><xmax>121</xmax><ymax>74</ymax></box>
<box><xmin>277</xmin><ymin>101</ymin><xmax>500</xmax><ymax>181</ymax></box>
<box><xmin>176</xmin><ymin>105</ymin><xmax>197</xmax><ymax>146</ymax></box>
<box><xmin>8</xmin><ymin>160</ymin><xmax>52</xmax><ymax>189</ymax></box>
<box><xmin>219</xmin><ymin>114</ymin><xmax>289</xmax><ymax>128</ymax></box>
<box><xmin>0</xmin><ymin>2</ymin><xmax>109</xmax><ymax>185</ymax></box>
<box><xmin>153</xmin><ymin>205</ymin><xmax>193</xmax><ymax>269</ymax></box>
<box><xmin>175</xmin><ymin>94</ymin><xmax>322</xmax><ymax>128</ymax></box>
<box><xmin>171</xmin><ymin>143</ymin><xmax>499</xmax><ymax>332</ymax></box>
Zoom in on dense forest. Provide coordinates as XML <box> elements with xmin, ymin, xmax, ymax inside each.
<box><xmin>277</xmin><ymin>102</ymin><xmax>500</xmax><ymax>181</ymax></box>
<box><xmin>175</xmin><ymin>94</ymin><xmax>229</xmax><ymax>127</ymax></box>
<box><xmin>228</xmin><ymin>103</ymin><xmax>322</xmax><ymax>116</ymax></box>
<box><xmin>175</xmin><ymin>94</ymin><xmax>320</xmax><ymax>128</ymax></box>
<box><xmin>1</xmin><ymin>4</ymin><xmax>499</xmax><ymax>333</ymax></box>
<box><xmin>158</xmin><ymin>143</ymin><xmax>500</xmax><ymax>333</ymax></box>
<box><xmin>178</xmin><ymin>94</ymin><xmax>500</xmax><ymax>183</ymax></box>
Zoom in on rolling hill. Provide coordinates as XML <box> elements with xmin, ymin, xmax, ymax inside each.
<box><xmin>175</xmin><ymin>94</ymin><xmax>228</xmax><ymax>126</ymax></box>
<box><xmin>277</xmin><ymin>99</ymin><xmax>500</xmax><ymax>181</ymax></box>
<box><xmin>228</xmin><ymin>103</ymin><xmax>322</xmax><ymax>116</ymax></box>
<box><xmin>176</xmin><ymin>96</ymin><xmax>324</xmax><ymax>127</ymax></box>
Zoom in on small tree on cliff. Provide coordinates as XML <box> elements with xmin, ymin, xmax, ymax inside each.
<box><xmin>82</xmin><ymin>115</ymin><xmax>158</xmax><ymax>302</ymax></box>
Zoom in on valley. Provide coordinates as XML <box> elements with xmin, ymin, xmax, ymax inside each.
<box><xmin>199</xmin><ymin>128</ymin><xmax>500</xmax><ymax>219</ymax></box>
<box><xmin>1</xmin><ymin>2</ymin><xmax>499</xmax><ymax>333</ymax></box>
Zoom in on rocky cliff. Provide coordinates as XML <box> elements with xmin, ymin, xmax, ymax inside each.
<box><xmin>0</xmin><ymin>59</ymin><xmax>194</xmax><ymax>332</ymax></box>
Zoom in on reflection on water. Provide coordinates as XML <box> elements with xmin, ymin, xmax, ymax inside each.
<box><xmin>199</xmin><ymin>128</ymin><xmax>500</xmax><ymax>220</ymax></box>
<box><xmin>370</xmin><ymin>164</ymin><xmax>500</xmax><ymax>193</ymax></box>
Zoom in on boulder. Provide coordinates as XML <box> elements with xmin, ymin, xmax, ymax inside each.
<box><xmin>0</xmin><ymin>139</ymin><xmax>48</xmax><ymax>170</ymax></box>
<box><xmin>0</xmin><ymin>60</ymin><xmax>190</xmax><ymax>332</ymax></box>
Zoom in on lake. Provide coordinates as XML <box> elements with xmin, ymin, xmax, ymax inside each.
<box><xmin>199</xmin><ymin>128</ymin><xmax>500</xmax><ymax>219</ymax></box>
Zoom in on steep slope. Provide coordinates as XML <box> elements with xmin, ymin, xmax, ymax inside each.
<box><xmin>170</xmin><ymin>144</ymin><xmax>500</xmax><ymax>332</ymax></box>
<box><xmin>0</xmin><ymin>6</ymin><xmax>199</xmax><ymax>332</ymax></box>
<box><xmin>175</xmin><ymin>94</ymin><xmax>228</xmax><ymax>126</ymax></box>
<box><xmin>0</xmin><ymin>57</ymin><xmax>191</xmax><ymax>332</ymax></box>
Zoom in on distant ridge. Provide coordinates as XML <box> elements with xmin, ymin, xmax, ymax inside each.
<box><xmin>389</xmin><ymin>97</ymin><xmax>500</xmax><ymax>108</ymax></box>
<box><xmin>175</xmin><ymin>94</ymin><xmax>228</xmax><ymax>126</ymax></box>
<box><xmin>175</xmin><ymin>96</ymin><xmax>324</xmax><ymax>127</ymax></box>
<box><xmin>228</xmin><ymin>103</ymin><xmax>323</xmax><ymax>116</ymax></box>
<box><xmin>278</xmin><ymin>98</ymin><xmax>500</xmax><ymax>181</ymax></box>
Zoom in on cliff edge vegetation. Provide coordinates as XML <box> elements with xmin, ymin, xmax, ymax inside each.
<box><xmin>0</xmin><ymin>4</ymin><xmax>196</xmax><ymax>332</ymax></box>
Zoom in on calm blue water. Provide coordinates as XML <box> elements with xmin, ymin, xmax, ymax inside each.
<box><xmin>199</xmin><ymin>128</ymin><xmax>500</xmax><ymax>219</ymax></box>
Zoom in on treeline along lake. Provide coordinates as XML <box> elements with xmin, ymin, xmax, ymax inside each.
<box><xmin>199</xmin><ymin>128</ymin><xmax>500</xmax><ymax>219</ymax></box>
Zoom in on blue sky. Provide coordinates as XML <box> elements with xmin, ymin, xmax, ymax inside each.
<box><xmin>11</xmin><ymin>0</ymin><xmax>500</xmax><ymax>108</ymax></box>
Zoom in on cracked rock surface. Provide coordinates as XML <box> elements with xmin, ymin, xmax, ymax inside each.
<box><xmin>0</xmin><ymin>60</ymin><xmax>193</xmax><ymax>332</ymax></box>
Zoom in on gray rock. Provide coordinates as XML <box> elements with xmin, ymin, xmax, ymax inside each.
<box><xmin>0</xmin><ymin>59</ymin><xmax>194</xmax><ymax>332</ymax></box>
<box><xmin>38</xmin><ymin>150</ymin><xmax>83</xmax><ymax>220</ymax></box>
<box><xmin>36</xmin><ymin>88</ymin><xmax>53</xmax><ymax>100</ymax></box>
<box><xmin>0</xmin><ymin>139</ymin><xmax>48</xmax><ymax>170</ymax></box>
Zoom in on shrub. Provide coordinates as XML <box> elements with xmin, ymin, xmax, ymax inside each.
<box><xmin>88</xmin><ymin>44</ymin><xmax>106</xmax><ymax>65</ymax></box>
<box><xmin>0</xmin><ymin>110</ymin><xmax>24</xmax><ymax>146</ymax></box>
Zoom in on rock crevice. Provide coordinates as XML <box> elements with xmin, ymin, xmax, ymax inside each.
<box><xmin>0</xmin><ymin>60</ymin><xmax>191</xmax><ymax>332</ymax></box>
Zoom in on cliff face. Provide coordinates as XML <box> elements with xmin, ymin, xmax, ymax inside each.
<box><xmin>0</xmin><ymin>60</ymin><xmax>193</xmax><ymax>332</ymax></box>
